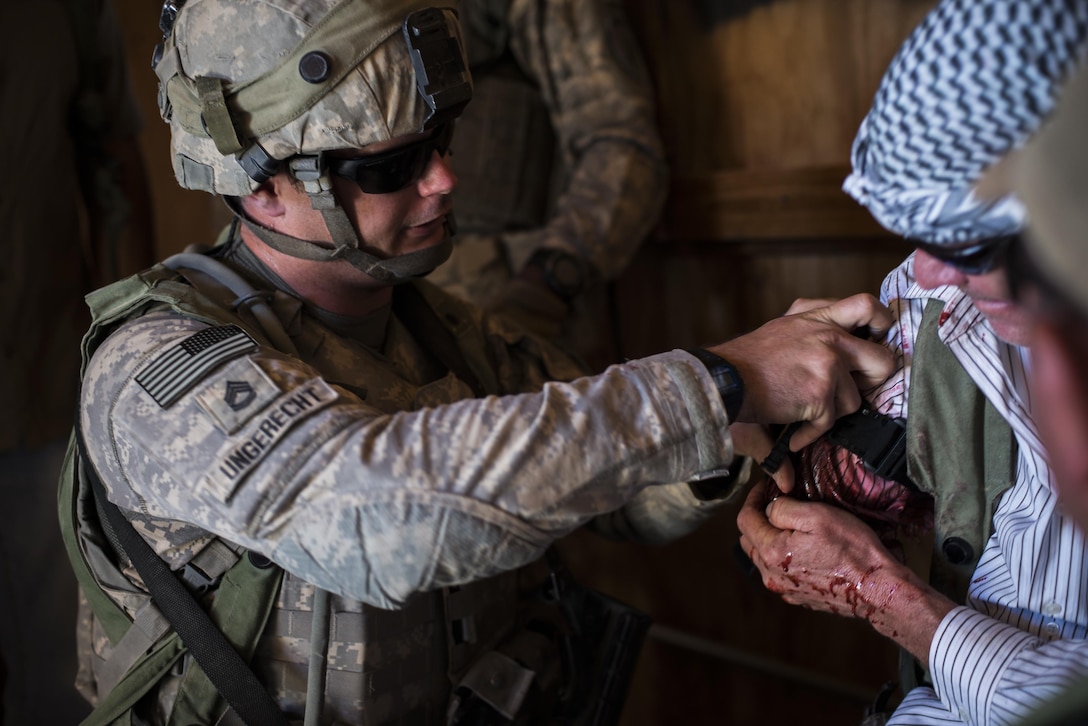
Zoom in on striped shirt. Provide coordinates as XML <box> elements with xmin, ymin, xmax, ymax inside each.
<box><xmin>874</xmin><ymin>254</ymin><xmax>1088</xmax><ymax>726</ymax></box>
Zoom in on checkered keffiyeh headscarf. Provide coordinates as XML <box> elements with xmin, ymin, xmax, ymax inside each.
<box><xmin>843</xmin><ymin>0</ymin><xmax>1088</xmax><ymax>245</ymax></box>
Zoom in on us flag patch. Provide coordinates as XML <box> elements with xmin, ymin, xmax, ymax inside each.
<box><xmin>136</xmin><ymin>325</ymin><xmax>258</xmax><ymax>408</ymax></box>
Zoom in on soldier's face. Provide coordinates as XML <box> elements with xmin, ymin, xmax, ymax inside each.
<box><xmin>278</xmin><ymin>131</ymin><xmax>458</xmax><ymax>266</ymax></box>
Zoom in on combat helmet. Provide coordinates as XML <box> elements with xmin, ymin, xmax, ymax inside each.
<box><xmin>152</xmin><ymin>0</ymin><xmax>472</xmax><ymax>282</ymax></box>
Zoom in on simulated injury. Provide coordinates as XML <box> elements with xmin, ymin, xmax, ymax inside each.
<box><xmin>768</xmin><ymin>407</ymin><xmax>934</xmax><ymax>537</ymax></box>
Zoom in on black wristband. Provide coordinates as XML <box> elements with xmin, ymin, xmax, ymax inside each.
<box><xmin>686</xmin><ymin>348</ymin><xmax>745</xmax><ymax>423</ymax></box>
<box><xmin>525</xmin><ymin>248</ymin><xmax>587</xmax><ymax>301</ymax></box>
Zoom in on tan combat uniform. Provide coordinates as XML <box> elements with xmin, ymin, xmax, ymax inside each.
<box><xmin>74</xmin><ymin>235</ymin><xmax>738</xmax><ymax>723</ymax></box>
<box><xmin>429</xmin><ymin>0</ymin><xmax>668</xmax><ymax>364</ymax></box>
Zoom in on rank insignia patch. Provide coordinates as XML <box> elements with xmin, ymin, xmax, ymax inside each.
<box><xmin>195</xmin><ymin>357</ymin><xmax>281</xmax><ymax>434</ymax></box>
<box><xmin>225</xmin><ymin>381</ymin><xmax>257</xmax><ymax>411</ymax></box>
<box><xmin>136</xmin><ymin>325</ymin><xmax>258</xmax><ymax>408</ymax></box>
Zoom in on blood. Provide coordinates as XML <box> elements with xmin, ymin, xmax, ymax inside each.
<box><xmin>782</xmin><ymin>438</ymin><xmax>934</xmax><ymax>537</ymax></box>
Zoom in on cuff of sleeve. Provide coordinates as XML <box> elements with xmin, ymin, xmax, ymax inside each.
<box><xmin>929</xmin><ymin>606</ymin><xmax>1039</xmax><ymax>724</ymax></box>
<box><xmin>649</xmin><ymin>350</ymin><xmax>735</xmax><ymax>474</ymax></box>
<box><xmin>684</xmin><ymin>348</ymin><xmax>744</xmax><ymax>423</ymax></box>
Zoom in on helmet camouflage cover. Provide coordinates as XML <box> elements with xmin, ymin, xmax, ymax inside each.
<box><xmin>154</xmin><ymin>0</ymin><xmax>471</xmax><ymax>197</ymax></box>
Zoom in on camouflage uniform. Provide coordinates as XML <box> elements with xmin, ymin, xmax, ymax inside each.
<box><xmin>0</xmin><ymin>2</ymin><xmax>141</xmax><ymax>723</ymax></box>
<box><xmin>71</xmin><ymin>232</ymin><xmax>740</xmax><ymax>723</ymax></box>
<box><xmin>65</xmin><ymin>1</ymin><xmax>741</xmax><ymax>721</ymax></box>
<box><xmin>428</xmin><ymin>0</ymin><xmax>668</xmax><ymax>364</ymax></box>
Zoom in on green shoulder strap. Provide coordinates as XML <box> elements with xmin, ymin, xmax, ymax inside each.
<box><xmin>906</xmin><ymin>298</ymin><xmax>1018</xmax><ymax>603</ymax></box>
<box><xmin>81</xmin><ymin>554</ymin><xmax>283</xmax><ymax>726</ymax></box>
<box><xmin>63</xmin><ymin>266</ymin><xmax>287</xmax><ymax>724</ymax></box>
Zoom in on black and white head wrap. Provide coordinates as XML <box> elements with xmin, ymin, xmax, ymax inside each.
<box><xmin>843</xmin><ymin>0</ymin><xmax>1088</xmax><ymax>245</ymax></box>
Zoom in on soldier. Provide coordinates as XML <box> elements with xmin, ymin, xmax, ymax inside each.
<box><xmin>64</xmin><ymin>0</ymin><xmax>894</xmax><ymax>722</ymax></box>
<box><xmin>427</xmin><ymin>0</ymin><xmax>666</xmax><ymax>368</ymax></box>
<box><xmin>980</xmin><ymin>63</ymin><xmax>1088</xmax><ymax>726</ymax></box>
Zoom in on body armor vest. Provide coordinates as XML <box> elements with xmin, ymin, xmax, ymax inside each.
<box><xmin>899</xmin><ymin>298</ymin><xmax>1018</xmax><ymax>693</ymax></box>
<box><xmin>450</xmin><ymin>0</ymin><xmax>557</xmax><ymax>235</ymax></box>
<box><xmin>60</xmin><ymin>248</ymin><xmax>568</xmax><ymax>725</ymax></box>
<box><xmin>905</xmin><ymin>299</ymin><xmax>1018</xmax><ymax>602</ymax></box>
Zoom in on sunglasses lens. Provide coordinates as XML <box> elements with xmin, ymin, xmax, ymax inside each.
<box><xmin>354</xmin><ymin>151</ymin><xmax>429</xmax><ymax>194</ymax></box>
<box><xmin>329</xmin><ymin>123</ymin><xmax>454</xmax><ymax>195</ymax></box>
<box><xmin>917</xmin><ymin>235</ymin><xmax>1015</xmax><ymax>275</ymax></box>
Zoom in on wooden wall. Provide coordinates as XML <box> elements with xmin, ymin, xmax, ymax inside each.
<box><xmin>576</xmin><ymin>3</ymin><xmax>932</xmax><ymax>724</ymax></box>
<box><xmin>615</xmin><ymin>0</ymin><xmax>932</xmax><ymax>347</ymax></box>
<box><xmin>112</xmin><ymin>1</ymin><xmax>935</xmax><ymax>724</ymax></box>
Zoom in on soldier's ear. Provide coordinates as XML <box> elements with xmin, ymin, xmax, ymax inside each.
<box><xmin>241</xmin><ymin>177</ymin><xmax>289</xmax><ymax>222</ymax></box>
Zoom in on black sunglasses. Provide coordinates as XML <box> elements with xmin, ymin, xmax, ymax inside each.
<box><xmin>327</xmin><ymin>122</ymin><xmax>454</xmax><ymax>195</ymax></box>
<box><xmin>913</xmin><ymin>233</ymin><xmax>1017</xmax><ymax>275</ymax></box>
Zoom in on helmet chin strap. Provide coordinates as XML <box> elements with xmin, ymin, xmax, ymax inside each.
<box><xmin>224</xmin><ymin>162</ymin><xmax>454</xmax><ymax>284</ymax></box>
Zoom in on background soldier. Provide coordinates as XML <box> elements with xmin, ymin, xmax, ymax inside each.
<box><xmin>428</xmin><ymin>0</ymin><xmax>667</xmax><ymax>369</ymax></box>
<box><xmin>65</xmin><ymin>0</ymin><xmax>894</xmax><ymax>723</ymax></box>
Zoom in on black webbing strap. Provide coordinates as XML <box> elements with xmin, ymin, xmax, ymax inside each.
<box><xmin>394</xmin><ymin>284</ymin><xmax>486</xmax><ymax>396</ymax></box>
<box><xmin>78</xmin><ymin>426</ymin><xmax>289</xmax><ymax>726</ymax></box>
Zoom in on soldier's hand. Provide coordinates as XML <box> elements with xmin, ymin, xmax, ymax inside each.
<box><xmin>708</xmin><ymin>293</ymin><xmax>894</xmax><ymax>449</ymax></box>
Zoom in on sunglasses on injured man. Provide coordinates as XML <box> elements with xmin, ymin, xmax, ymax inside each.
<box><xmin>913</xmin><ymin>233</ymin><xmax>1017</xmax><ymax>275</ymax></box>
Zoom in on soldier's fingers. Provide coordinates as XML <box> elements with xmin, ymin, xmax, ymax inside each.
<box><xmin>814</xmin><ymin>293</ymin><xmax>895</xmax><ymax>339</ymax></box>
<box><xmin>785</xmin><ymin>297</ymin><xmax>839</xmax><ymax>316</ymax></box>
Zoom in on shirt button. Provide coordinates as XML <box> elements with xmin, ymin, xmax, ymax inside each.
<box><xmin>959</xmin><ymin>708</ymin><xmax>971</xmax><ymax>723</ymax></box>
<box><xmin>1043</xmin><ymin>602</ymin><xmax>1063</xmax><ymax>616</ymax></box>
<box><xmin>942</xmin><ymin>536</ymin><xmax>975</xmax><ymax>565</ymax></box>
<box><xmin>1044</xmin><ymin>622</ymin><xmax>1060</xmax><ymax>637</ymax></box>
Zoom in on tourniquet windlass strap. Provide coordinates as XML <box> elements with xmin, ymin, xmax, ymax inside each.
<box><xmin>77</xmin><ymin>423</ymin><xmax>289</xmax><ymax>726</ymax></box>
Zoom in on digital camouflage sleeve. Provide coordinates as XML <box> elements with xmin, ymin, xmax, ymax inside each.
<box><xmin>81</xmin><ymin>308</ymin><xmax>734</xmax><ymax>610</ymax></box>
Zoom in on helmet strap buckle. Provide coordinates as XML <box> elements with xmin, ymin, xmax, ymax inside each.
<box><xmin>288</xmin><ymin>153</ymin><xmax>328</xmax><ymax>187</ymax></box>
<box><xmin>290</xmin><ymin>155</ymin><xmax>339</xmax><ymax>211</ymax></box>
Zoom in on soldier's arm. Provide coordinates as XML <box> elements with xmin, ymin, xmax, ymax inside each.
<box><xmin>82</xmin><ymin>313</ymin><xmax>733</xmax><ymax>610</ymax></box>
<box><xmin>500</xmin><ymin>0</ymin><xmax>668</xmax><ymax>279</ymax></box>
<box><xmin>85</xmin><ymin>1</ymin><xmax>156</xmax><ymax>280</ymax></box>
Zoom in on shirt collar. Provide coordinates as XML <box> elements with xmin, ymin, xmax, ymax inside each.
<box><xmin>900</xmin><ymin>257</ymin><xmax>991</xmax><ymax>346</ymax></box>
